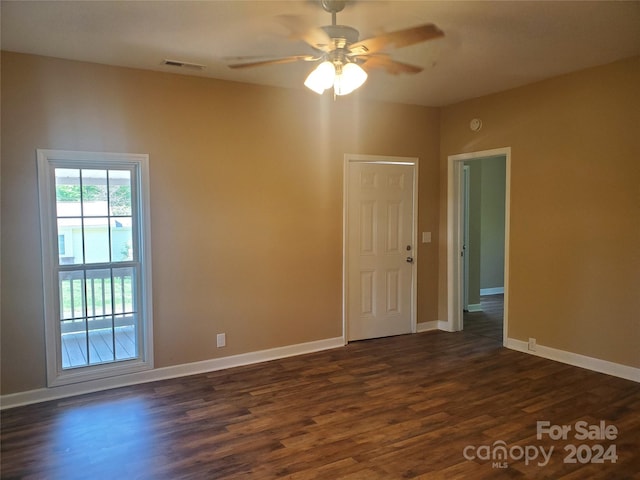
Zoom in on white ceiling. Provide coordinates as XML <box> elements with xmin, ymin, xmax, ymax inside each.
<box><xmin>2</xmin><ymin>0</ymin><xmax>639</xmax><ymax>106</ymax></box>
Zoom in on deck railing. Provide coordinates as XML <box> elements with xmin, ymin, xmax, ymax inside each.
<box><xmin>59</xmin><ymin>268</ymin><xmax>135</xmax><ymax>334</ymax></box>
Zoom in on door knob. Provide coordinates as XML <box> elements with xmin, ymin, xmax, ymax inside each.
<box><xmin>406</xmin><ymin>256</ymin><xmax>414</xmax><ymax>264</ymax></box>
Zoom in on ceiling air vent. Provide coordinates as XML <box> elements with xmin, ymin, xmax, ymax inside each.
<box><xmin>162</xmin><ymin>59</ymin><xmax>206</xmax><ymax>70</ymax></box>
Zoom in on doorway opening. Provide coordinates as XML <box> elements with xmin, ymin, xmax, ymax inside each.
<box><xmin>447</xmin><ymin>148</ymin><xmax>510</xmax><ymax>345</ymax></box>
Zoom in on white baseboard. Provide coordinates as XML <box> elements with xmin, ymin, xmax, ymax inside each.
<box><xmin>417</xmin><ymin>321</ymin><xmax>439</xmax><ymax>332</ymax></box>
<box><xmin>437</xmin><ymin>320</ymin><xmax>455</xmax><ymax>332</ymax></box>
<box><xmin>7</xmin><ymin>333</ymin><xmax>634</xmax><ymax>409</ymax></box>
<box><xmin>0</xmin><ymin>336</ymin><xmax>345</xmax><ymax>410</ymax></box>
<box><xmin>480</xmin><ymin>287</ymin><xmax>504</xmax><ymax>295</ymax></box>
<box><xmin>467</xmin><ymin>303</ymin><xmax>482</xmax><ymax>312</ymax></box>
<box><xmin>506</xmin><ymin>338</ymin><xmax>640</xmax><ymax>383</ymax></box>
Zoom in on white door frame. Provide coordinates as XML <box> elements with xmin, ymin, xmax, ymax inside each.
<box><xmin>462</xmin><ymin>165</ymin><xmax>471</xmax><ymax>311</ymax></box>
<box><xmin>446</xmin><ymin>147</ymin><xmax>511</xmax><ymax>344</ymax></box>
<box><xmin>343</xmin><ymin>153</ymin><xmax>419</xmax><ymax>344</ymax></box>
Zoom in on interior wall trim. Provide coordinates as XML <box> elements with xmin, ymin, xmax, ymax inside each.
<box><xmin>480</xmin><ymin>287</ymin><xmax>504</xmax><ymax>295</ymax></box>
<box><xmin>6</xmin><ymin>333</ymin><xmax>635</xmax><ymax>409</ymax></box>
<box><xmin>417</xmin><ymin>321</ymin><xmax>438</xmax><ymax>332</ymax></box>
<box><xmin>0</xmin><ymin>336</ymin><xmax>345</xmax><ymax>410</ymax></box>
<box><xmin>446</xmin><ymin>147</ymin><xmax>511</xmax><ymax>342</ymax></box>
<box><xmin>506</xmin><ymin>338</ymin><xmax>640</xmax><ymax>383</ymax></box>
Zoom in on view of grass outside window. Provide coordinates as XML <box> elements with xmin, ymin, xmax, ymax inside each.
<box><xmin>59</xmin><ymin>271</ymin><xmax>133</xmax><ymax>318</ymax></box>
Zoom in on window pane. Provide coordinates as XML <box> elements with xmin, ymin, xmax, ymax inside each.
<box><xmin>113</xmin><ymin>267</ymin><xmax>135</xmax><ymax>314</ymax></box>
<box><xmin>109</xmin><ymin>170</ymin><xmax>132</xmax><ymax>216</ymax></box>
<box><xmin>58</xmin><ymin>269</ymin><xmax>140</xmax><ymax>368</ymax></box>
<box><xmin>59</xmin><ymin>271</ymin><xmax>85</xmax><ymax>320</ymax></box>
<box><xmin>58</xmin><ymin>235</ymin><xmax>66</xmax><ymax>255</ymax></box>
<box><xmin>115</xmin><ymin>314</ymin><xmax>137</xmax><ymax>361</ymax></box>
<box><xmin>81</xmin><ymin>169</ymin><xmax>108</xmax><ymax>217</ymax></box>
<box><xmin>57</xmin><ymin>218</ymin><xmax>83</xmax><ymax>265</ymax></box>
<box><xmin>55</xmin><ymin>168</ymin><xmax>81</xmax><ymax>217</ymax></box>
<box><xmin>88</xmin><ymin>316</ymin><xmax>115</xmax><ymax>365</ymax></box>
<box><xmin>61</xmin><ymin>318</ymin><xmax>88</xmax><ymax>369</ymax></box>
<box><xmin>84</xmin><ymin>217</ymin><xmax>110</xmax><ymax>263</ymax></box>
<box><xmin>85</xmin><ymin>269</ymin><xmax>112</xmax><ymax>316</ymax></box>
<box><xmin>111</xmin><ymin>218</ymin><xmax>133</xmax><ymax>261</ymax></box>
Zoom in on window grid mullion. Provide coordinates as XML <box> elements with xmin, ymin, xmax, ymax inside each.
<box><xmin>106</xmin><ymin>171</ymin><xmax>117</xmax><ymax>362</ymax></box>
<box><xmin>131</xmin><ymin>167</ymin><xmax>140</xmax><ymax>264</ymax></box>
<box><xmin>110</xmin><ymin>268</ymin><xmax>117</xmax><ymax>362</ymax></box>
<box><xmin>106</xmin><ymin>170</ymin><xmax>113</xmax><ymax>263</ymax></box>
<box><xmin>78</xmin><ymin>170</ymin><xmax>91</xmax><ymax>366</ymax></box>
<box><xmin>79</xmin><ymin>169</ymin><xmax>87</xmax><ymax>267</ymax></box>
<box><xmin>83</xmin><ymin>269</ymin><xmax>90</xmax><ymax>367</ymax></box>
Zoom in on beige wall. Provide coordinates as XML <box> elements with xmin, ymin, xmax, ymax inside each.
<box><xmin>466</xmin><ymin>162</ymin><xmax>482</xmax><ymax>306</ymax></box>
<box><xmin>0</xmin><ymin>52</ymin><xmax>441</xmax><ymax>395</ymax></box>
<box><xmin>439</xmin><ymin>56</ymin><xmax>640</xmax><ymax>368</ymax></box>
<box><xmin>2</xmin><ymin>52</ymin><xmax>638</xmax><ymax>396</ymax></box>
<box><xmin>479</xmin><ymin>156</ymin><xmax>506</xmax><ymax>290</ymax></box>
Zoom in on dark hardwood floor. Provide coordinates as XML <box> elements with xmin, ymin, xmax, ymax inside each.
<box><xmin>464</xmin><ymin>294</ymin><xmax>504</xmax><ymax>342</ymax></box>
<box><xmin>2</xmin><ymin>331</ymin><xmax>639</xmax><ymax>479</ymax></box>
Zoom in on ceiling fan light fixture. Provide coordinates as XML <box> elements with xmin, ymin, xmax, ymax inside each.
<box><xmin>305</xmin><ymin>59</ymin><xmax>367</xmax><ymax>96</ymax></box>
<box><xmin>334</xmin><ymin>62</ymin><xmax>367</xmax><ymax>96</ymax></box>
<box><xmin>304</xmin><ymin>60</ymin><xmax>336</xmax><ymax>94</ymax></box>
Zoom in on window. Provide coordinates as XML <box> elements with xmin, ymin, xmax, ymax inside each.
<box><xmin>58</xmin><ymin>234</ymin><xmax>66</xmax><ymax>256</ymax></box>
<box><xmin>37</xmin><ymin>150</ymin><xmax>153</xmax><ymax>386</ymax></box>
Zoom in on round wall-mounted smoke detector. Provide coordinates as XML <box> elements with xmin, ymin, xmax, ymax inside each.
<box><xmin>469</xmin><ymin>118</ymin><xmax>482</xmax><ymax>132</ymax></box>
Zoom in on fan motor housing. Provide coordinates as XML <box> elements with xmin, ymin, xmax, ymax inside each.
<box><xmin>321</xmin><ymin>25</ymin><xmax>360</xmax><ymax>46</ymax></box>
<box><xmin>321</xmin><ymin>0</ymin><xmax>347</xmax><ymax>14</ymax></box>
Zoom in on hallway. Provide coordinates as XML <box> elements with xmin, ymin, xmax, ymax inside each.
<box><xmin>463</xmin><ymin>294</ymin><xmax>503</xmax><ymax>342</ymax></box>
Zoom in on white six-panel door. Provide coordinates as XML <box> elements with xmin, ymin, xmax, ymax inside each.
<box><xmin>346</xmin><ymin>160</ymin><xmax>416</xmax><ymax>341</ymax></box>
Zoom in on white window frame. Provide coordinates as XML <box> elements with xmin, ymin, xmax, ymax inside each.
<box><xmin>37</xmin><ymin>149</ymin><xmax>154</xmax><ymax>387</ymax></box>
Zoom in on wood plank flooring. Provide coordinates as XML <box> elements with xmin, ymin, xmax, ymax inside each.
<box><xmin>464</xmin><ymin>294</ymin><xmax>504</xmax><ymax>342</ymax></box>
<box><xmin>2</xmin><ymin>331</ymin><xmax>639</xmax><ymax>479</ymax></box>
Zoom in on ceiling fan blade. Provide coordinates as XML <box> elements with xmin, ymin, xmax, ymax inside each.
<box><xmin>349</xmin><ymin>24</ymin><xmax>444</xmax><ymax>55</ymax></box>
<box><xmin>358</xmin><ymin>54</ymin><xmax>423</xmax><ymax>75</ymax></box>
<box><xmin>277</xmin><ymin>15</ymin><xmax>334</xmax><ymax>52</ymax></box>
<box><xmin>228</xmin><ymin>55</ymin><xmax>319</xmax><ymax>69</ymax></box>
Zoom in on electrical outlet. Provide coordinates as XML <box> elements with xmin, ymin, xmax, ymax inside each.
<box><xmin>216</xmin><ymin>333</ymin><xmax>226</xmax><ymax>348</ymax></box>
<box><xmin>528</xmin><ymin>337</ymin><xmax>536</xmax><ymax>351</ymax></box>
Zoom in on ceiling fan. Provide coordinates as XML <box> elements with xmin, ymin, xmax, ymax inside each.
<box><xmin>228</xmin><ymin>0</ymin><xmax>444</xmax><ymax>96</ymax></box>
